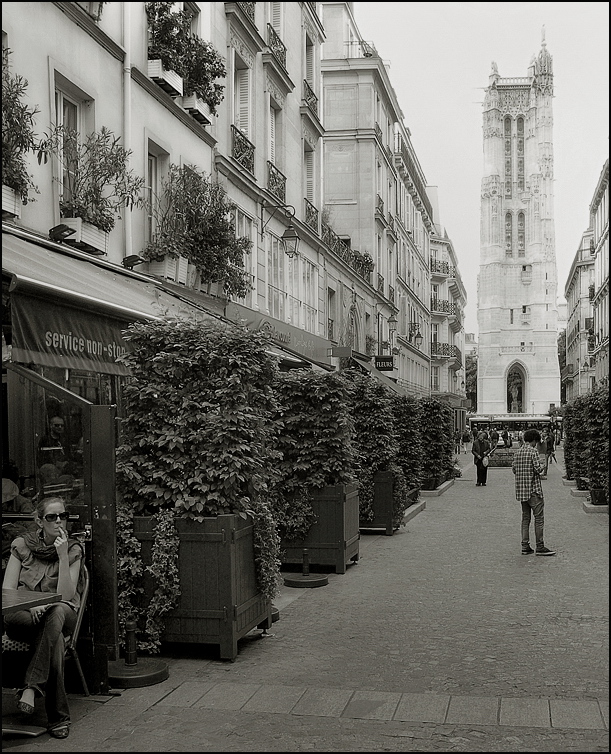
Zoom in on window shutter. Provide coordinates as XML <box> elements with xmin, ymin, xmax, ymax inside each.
<box><xmin>305</xmin><ymin>44</ymin><xmax>314</xmax><ymax>84</ymax></box>
<box><xmin>304</xmin><ymin>150</ymin><xmax>314</xmax><ymax>202</ymax></box>
<box><xmin>269</xmin><ymin>106</ymin><xmax>276</xmax><ymax>164</ymax></box>
<box><xmin>236</xmin><ymin>68</ymin><xmax>249</xmax><ymax>137</ymax></box>
<box><xmin>271</xmin><ymin>2</ymin><xmax>281</xmax><ymax>32</ymax></box>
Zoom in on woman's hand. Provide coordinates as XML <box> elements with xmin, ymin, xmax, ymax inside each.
<box><xmin>54</xmin><ymin>528</ymin><xmax>70</xmax><ymax>559</ymax></box>
<box><xmin>30</xmin><ymin>604</ymin><xmax>51</xmax><ymax>624</ymax></box>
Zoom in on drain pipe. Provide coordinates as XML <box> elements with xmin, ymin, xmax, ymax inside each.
<box><xmin>122</xmin><ymin>1</ymin><xmax>133</xmax><ymax>260</ymax></box>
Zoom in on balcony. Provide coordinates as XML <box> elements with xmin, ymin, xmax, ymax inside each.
<box><xmin>430</xmin><ymin>258</ymin><xmax>452</xmax><ymax>277</ymax></box>
<box><xmin>388</xmin><ymin>285</ymin><xmax>395</xmax><ymax>305</ymax></box>
<box><xmin>430</xmin><ymin>298</ymin><xmax>455</xmax><ymax>315</ymax></box>
<box><xmin>589</xmin><ymin>283</ymin><xmax>595</xmax><ymax>300</ymax></box>
<box><xmin>267</xmin><ymin>161</ymin><xmax>287</xmax><ymax>203</ymax></box>
<box><xmin>320</xmin><ymin>222</ymin><xmax>372</xmax><ymax>284</ymax></box>
<box><xmin>267</xmin><ymin>23</ymin><xmax>287</xmax><ymax>69</ymax></box>
<box><xmin>376</xmin><ymin>193</ymin><xmax>384</xmax><ymax>216</ymax></box>
<box><xmin>430</xmin><ymin>341</ymin><xmax>456</xmax><ymax>359</ymax></box>
<box><xmin>377</xmin><ymin>272</ymin><xmax>385</xmax><ymax>294</ymax></box>
<box><xmin>561</xmin><ymin>364</ymin><xmax>574</xmax><ymax>380</ymax></box>
<box><xmin>302</xmin><ymin>79</ymin><xmax>318</xmax><ymax>117</ymax></box>
<box><xmin>231</xmin><ymin>125</ymin><xmax>255</xmax><ymax>174</ymax></box>
<box><xmin>304</xmin><ymin>197</ymin><xmax>319</xmax><ymax>234</ymax></box>
<box><xmin>236</xmin><ymin>2</ymin><xmax>255</xmax><ymax>23</ymax></box>
<box><xmin>327</xmin><ymin>318</ymin><xmax>335</xmax><ymax>342</ymax></box>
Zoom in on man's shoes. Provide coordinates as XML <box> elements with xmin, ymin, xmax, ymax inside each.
<box><xmin>536</xmin><ymin>546</ymin><xmax>556</xmax><ymax>556</ymax></box>
<box><xmin>522</xmin><ymin>547</ymin><xmax>534</xmax><ymax>554</ymax></box>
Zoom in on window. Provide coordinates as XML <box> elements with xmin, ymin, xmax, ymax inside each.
<box><xmin>304</xmin><ymin>148</ymin><xmax>315</xmax><ymax>204</ymax></box>
<box><xmin>431</xmin><ymin>366</ymin><xmax>440</xmax><ymax>392</ymax></box>
<box><xmin>146</xmin><ymin>153</ymin><xmax>157</xmax><ymax>244</ymax></box>
<box><xmin>54</xmin><ymin>89</ymin><xmax>80</xmax><ymax>207</ymax></box>
<box><xmin>267</xmin><ymin>235</ymin><xmax>286</xmax><ymax>320</ymax></box>
<box><xmin>510</xmin><ymin>309</ymin><xmax>514</xmax><ymax>324</ymax></box>
<box><xmin>233</xmin><ymin>207</ymin><xmax>255</xmax><ymax>306</ymax></box>
<box><xmin>233</xmin><ymin>60</ymin><xmax>250</xmax><ymax>137</ymax></box>
<box><xmin>517</xmin><ymin>212</ymin><xmax>525</xmax><ymax>256</ymax></box>
<box><xmin>505</xmin><ymin>212</ymin><xmax>512</xmax><ymax>256</ymax></box>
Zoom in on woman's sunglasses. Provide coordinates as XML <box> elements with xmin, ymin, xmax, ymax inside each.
<box><xmin>43</xmin><ymin>512</ymin><xmax>69</xmax><ymax>522</ymax></box>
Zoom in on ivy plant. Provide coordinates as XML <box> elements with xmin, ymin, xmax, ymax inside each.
<box><xmin>116</xmin><ymin>317</ymin><xmax>282</xmax><ymax>651</ymax></box>
<box><xmin>142</xmin><ymin>163</ymin><xmax>252</xmax><ymax>297</ymax></box>
<box><xmin>270</xmin><ymin>369</ymin><xmax>356</xmax><ymax>541</ymax></box>
<box><xmin>339</xmin><ymin>368</ymin><xmax>409</xmax><ymax>528</ymax></box>
<box><xmin>418</xmin><ymin>397</ymin><xmax>455</xmax><ymax>489</ymax></box>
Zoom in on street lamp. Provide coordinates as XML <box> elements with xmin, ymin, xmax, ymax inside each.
<box><xmin>261</xmin><ymin>201</ymin><xmax>301</xmax><ymax>258</ymax></box>
<box><xmin>408</xmin><ymin>322</ymin><xmax>423</xmax><ymax>348</ymax></box>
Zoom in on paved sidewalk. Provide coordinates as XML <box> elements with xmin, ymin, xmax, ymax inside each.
<box><xmin>3</xmin><ymin>448</ymin><xmax>608</xmax><ymax>751</ymax></box>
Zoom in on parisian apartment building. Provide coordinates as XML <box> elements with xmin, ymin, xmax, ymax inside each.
<box><xmin>2</xmin><ymin>2</ymin><xmax>468</xmax><ymax>430</ymax></box>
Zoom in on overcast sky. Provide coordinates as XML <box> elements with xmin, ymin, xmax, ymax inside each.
<box><xmin>353</xmin><ymin>2</ymin><xmax>609</xmax><ymax>335</ymax></box>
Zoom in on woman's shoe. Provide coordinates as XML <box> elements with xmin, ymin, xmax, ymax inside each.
<box><xmin>48</xmin><ymin>724</ymin><xmax>70</xmax><ymax>739</ymax></box>
<box><xmin>16</xmin><ymin>691</ymin><xmax>35</xmax><ymax>715</ymax></box>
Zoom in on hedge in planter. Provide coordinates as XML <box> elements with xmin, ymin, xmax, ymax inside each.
<box><xmin>340</xmin><ymin>369</ymin><xmax>410</xmax><ymax>533</ymax></box>
<box><xmin>392</xmin><ymin>393</ymin><xmax>423</xmax><ymax>496</ymax></box>
<box><xmin>271</xmin><ymin>370</ymin><xmax>360</xmax><ymax>572</ymax></box>
<box><xmin>116</xmin><ymin>318</ymin><xmax>282</xmax><ymax>657</ymax></box>
<box><xmin>418</xmin><ymin>397</ymin><xmax>455</xmax><ymax>490</ymax></box>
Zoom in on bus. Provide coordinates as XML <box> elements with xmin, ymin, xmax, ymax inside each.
<box><xmin>468</xmin><ymin>413</ymin><xmax>554</xmax><ymax>444</ymax></box>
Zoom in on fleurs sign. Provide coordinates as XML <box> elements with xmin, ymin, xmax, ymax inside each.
<box><xmin>374</xmin><ymin>355</ymin><xmax>394</xmax><ymax>372</ymax></box>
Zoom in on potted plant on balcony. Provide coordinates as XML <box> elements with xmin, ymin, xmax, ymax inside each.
<box><xmin>145</xmin><ymin>1</ymin><xmax>186</xmax><ymax>96</ymax></box>
<box><xmin>1</xmin><ymin>48</ymin><xmax>51</xmax><ymax>217</ymax></box>
<box><xmin>116</xmin><ymin>317</ymin><xmax>282</xmax><ymax>660</ymax></box>
<box><xmin>43</xmin><ymin>126</ymin><xmax>145</xmax><ymax>254</ymax></box>
<box><xmin>142</xmin><ymin>163</ymin><xmax>252</xmax><ymax>297</ymax></box>
<box><xmin>270</xmin><ymin>370</ymin><xmax>359</xmax><ymax>573</ymax></box>
<box><xmin>181</xmin><ymin>37</ymin><xmax>226</xmax><ymax>123</ymax></box>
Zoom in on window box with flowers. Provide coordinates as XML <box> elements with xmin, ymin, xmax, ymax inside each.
<box><xmin>43</xmin><ymin>125</ymin><xmax>145</xmax><ymax>255</ymax></box>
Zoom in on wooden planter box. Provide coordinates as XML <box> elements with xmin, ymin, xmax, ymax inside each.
<box><xmin>280</xmin><ymin>484</ymin><xmax>360</xmax><ymax>574</ymax></box>
<box><xmin>61</xmin><ymin>217</ymin><xmax>108</xmax><ymax>256</ymax></box>
<box><xmin>359</xmin><ymin>472</ymin><xmax>417</xmax><ymax>536</ymax></box>
<box><xmin>148</xmin><ymin>59</ymin><xmax>183</xmax><ymax>97</ymax></box>
<box><xmin>133</xmin><ymin>514</ymin><xmax>271</xmax><ymax>661</ymax></box>
<box><xmin>182</xmin><ymin>94</ymin><xmax>212</xmax><ymax>125</ymax></box>
<box><xmin>589</xmin><ymin>488</ymin><xmax>608</xmax><ymax>506</ymax></box>
<box><xmin>2</xmin><ymin>184</ymin><xmax>21</xmax><ymax>219</ymax></box>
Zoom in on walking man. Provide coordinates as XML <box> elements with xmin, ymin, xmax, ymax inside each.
<box><xmin>512</xmin><ymin>429</ymin><xmax>556</xmax><ymax>556</ymax></box>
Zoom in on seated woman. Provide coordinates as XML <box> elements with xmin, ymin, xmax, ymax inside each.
<box><xmin>2</xmin><ymin>496</ymin><xmax>84</xmax><ymax>739</ymax></box>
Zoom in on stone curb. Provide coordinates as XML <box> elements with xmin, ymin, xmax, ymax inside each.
<box><xmin>419</xmin><ymin>478</ymin><xmax>455</xmax><ymax>497</ymax></box>
<box><xmin>582</xmin><ymin>500</ymin><xmax>609</xmax><ymax>515</ymax></box>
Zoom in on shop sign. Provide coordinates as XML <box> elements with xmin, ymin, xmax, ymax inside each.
<box><xmin>374</xmin><ymin>355</ymin><xmax>394</xmax><ymax>371</ymax></box>
<box><xmin>10</xmin><ymin>294</ymin><xmax>131</xmax><ymax>375</ymax></box>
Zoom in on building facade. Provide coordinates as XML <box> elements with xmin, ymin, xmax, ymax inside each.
<box><xmin>589</xmin><ymin>159</ymin><xmax>609</xmax><ymax>386</ymax></box>
<box><xmin>562</xmin><ymin>229</ymin><xmax>595</xmax><ymax>401</ymax></box>
<box><xmin>477</xmin><ymin>38</ymin><xmax>561</xmax><ymax>415</ymax></box>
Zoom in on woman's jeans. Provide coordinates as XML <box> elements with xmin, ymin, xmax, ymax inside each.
<box><xmin>475</xmin><ymin>460</ymin><xmax>488</xmax><ymax>485</ymax></box>
<box><xmin>521</xmin><ymin>493</ymin><xmax>545</xmax><ymax>548</ymax></box>
<box><xmin>4</xmin><ymin>602</ymin><xmax>76</xmax><ymax>727</ymax></box>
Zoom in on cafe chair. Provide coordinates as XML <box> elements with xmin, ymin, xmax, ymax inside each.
<box><xmin>2</xmin><ymin>563</ymin><xmax>90</xmax><ymax>696</ymax></box>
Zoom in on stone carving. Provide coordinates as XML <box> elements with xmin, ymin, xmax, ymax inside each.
<box><xmin>265</xmin><ymin>75</ymin><xmax>285</xmax><ymax>107</ymax></box>
<box><xmin>230</xmin><ymin>31</ymin><xmax>254</xmax><ymax>68</ymax></box>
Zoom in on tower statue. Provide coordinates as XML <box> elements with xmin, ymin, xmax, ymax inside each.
<box><xmin>477</xmin><ymin>38</ymin><xmax>560</xmax><ymax>415</ymax></box>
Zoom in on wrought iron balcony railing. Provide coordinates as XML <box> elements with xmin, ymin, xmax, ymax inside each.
<box><xmin>430</xmin><ymin>298</ymin><xmax>455</xmax><ymax>315</ymax></box>
<box><xmin>267</xmin><ymin>161</ymin><xmax>287</xmax><ymax>203</ymax></box>
<box><xmin>302</xmin><ymin>79</ymin><xmax>318</xmax><ymax>116</ymax></box>
<box><xmin>236</xmin><ymin>2</ymin><xmax>255</xmax><ymax>23</ymax></box>
<box><xmin>267</xmin><ymin>24</ymin><xmax>287</xmax><ymax>69</ymax></box>
<box><xmin>430</xmin><ymin>341</ymin><xmax>456</xmax><ymax>358</ymax></box>
<box><xmin>377</xmin><ymin>272</ymin><xmax>385</xmax><ymax>294</ymax></box>
<box><xmin>231</xmin><ymin>124</ymin><xmax>255</xmax><ymax>174</ymax></box>
<box><xmin>304</xmin><ymin>197</ymin><xmax>319</xmax><ymax>233</ymax></box>
<box><xmin>430</xmin><ymin>258</ymin><xmax>452</xmax><ymax>276</ymax></box>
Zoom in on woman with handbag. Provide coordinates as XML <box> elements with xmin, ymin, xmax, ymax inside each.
<box><xmin>472</xmin><ymin>431</ymin><xmax>492</xmax><ymax>486</ymax></box>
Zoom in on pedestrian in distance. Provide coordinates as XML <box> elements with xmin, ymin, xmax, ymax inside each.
<box><xmin>461</xmin><ymin>429</ymin><xmax>470</xmax><ymax>454</ymax></box>
<box><xmin>543</xmin><ymin>429</ymin><xmax>556</xmax><ymax>474</ymax></box>
<box><xmin>472</xmin><ymin>430</ymin><xmax>492</xmax><ymax>486</ymax></box>
<box><xmin>512</xmin><ymin>429</ymin><xmax>556</xmax><ymax>556</ymax></box>
<box><xmin>454</xmin><ymin>429</ymin><xmax>462</xmax><ymax>457</ymax></box>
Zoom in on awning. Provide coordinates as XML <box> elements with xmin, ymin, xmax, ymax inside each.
<box><xmin>348</xmin><ymin>356</ymin><xmax>406</xmax><ymax>395</ymax></box>
<box><xmin>2</xmin><ymin>229</ymin><xmax>218</xmax><ymax>374</ymax></box>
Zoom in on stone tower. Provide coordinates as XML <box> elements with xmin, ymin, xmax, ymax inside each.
<box><xmin>478</xmin><ymin>32</ymin><xmax>561</xmax><ymax>415</ymax></box>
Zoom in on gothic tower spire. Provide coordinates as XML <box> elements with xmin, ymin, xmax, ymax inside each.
<box><xmin>477</xmin><ymin>38</ymin><xmax>560</xmax><ymax>415</ymax></box>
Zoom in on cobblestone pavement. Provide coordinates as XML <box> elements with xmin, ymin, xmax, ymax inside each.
<box><xmin>3</xmin><ymin>448</ymin><xmax>608</xmax><ymax>752</ymax></box>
